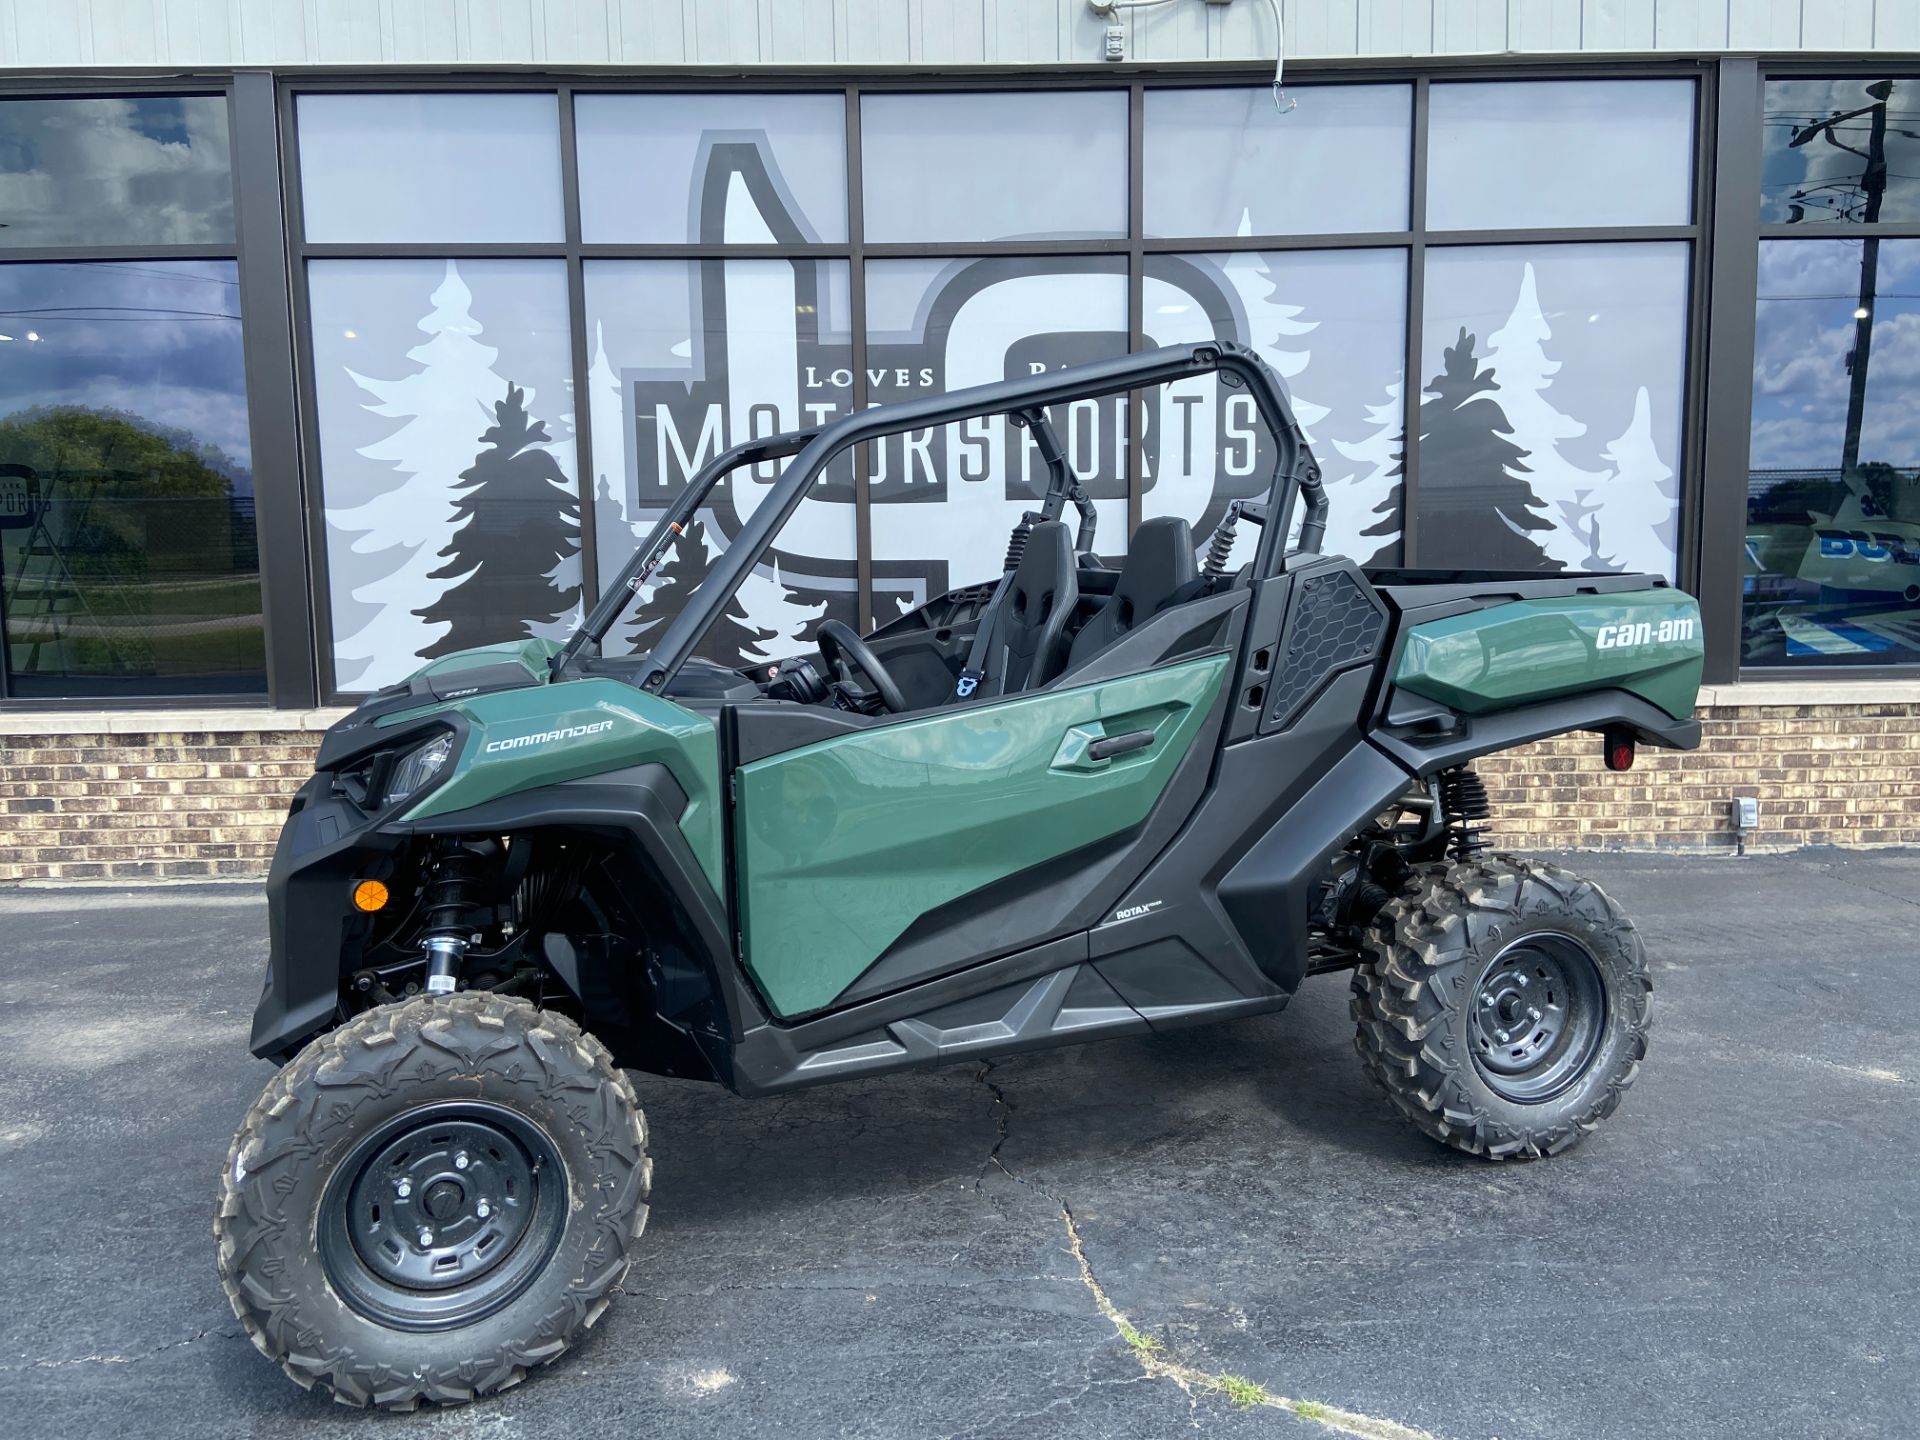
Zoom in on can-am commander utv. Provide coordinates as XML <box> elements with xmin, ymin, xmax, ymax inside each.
<box><xmin>219</xmin><ymin>342</ymin><xmax>1702</xmax><ymax>1409</ymax></box>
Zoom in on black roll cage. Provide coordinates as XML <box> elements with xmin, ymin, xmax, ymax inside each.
<box><xmin>553</xmin><ymin>341</ymin><xmax>1327</xmax><ymax>691</ymax></box>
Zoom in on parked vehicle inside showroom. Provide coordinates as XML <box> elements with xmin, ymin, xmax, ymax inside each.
<box><xmin>218</xmin><ymin>341</ymin><xmax>1703</xmax><ymax>1409</ymax></box>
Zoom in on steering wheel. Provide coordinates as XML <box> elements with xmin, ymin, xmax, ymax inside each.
<box><xmin>815</xmin><ymin>620</ymin><xmax>908</xmax><ymax>715</ymax></box>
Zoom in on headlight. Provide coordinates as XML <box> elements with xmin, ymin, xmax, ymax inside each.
<box><xmin>383</xmin><ymin>732</ymin><xmax>455</xmax><ymax>807</ymax></box>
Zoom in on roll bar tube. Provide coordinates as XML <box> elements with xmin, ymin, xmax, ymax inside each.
<box><xmin>561</xmin><ymin>342</ymin><xmax>1325</xmax><ymax>688</ymax></box>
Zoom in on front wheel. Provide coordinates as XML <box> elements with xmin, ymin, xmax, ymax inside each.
<box><xmin>215</xmin><ymin>993</ymin><xmax>651</xmax><ymax>1409</ymax></box>
<box><xmin>1351</xmin><ymin>857</ymin><xmax>1651</xmax><ymax>1161</ymax></box>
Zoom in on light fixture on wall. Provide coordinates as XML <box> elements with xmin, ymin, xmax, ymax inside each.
<box><xmin>1087</xmin><ymin>0</ymin><xmax>1292</xmax><ymax>111</ymax></box>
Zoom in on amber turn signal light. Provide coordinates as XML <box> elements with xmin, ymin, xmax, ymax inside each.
<box><xmin>352</xmin><ymin>879</ymin><xmax>390</xmax><ymax>913</ymax></box>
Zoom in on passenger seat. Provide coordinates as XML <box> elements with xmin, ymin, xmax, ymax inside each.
<box><xmin>1063</xmin><ymin>516</ymin><xmax>1196</xmax><ymax>671</ymax></box>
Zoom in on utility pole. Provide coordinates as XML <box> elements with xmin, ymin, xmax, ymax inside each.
<box><xmin>1788</xmin><ymin>79</ymin><xmax>1891</xmax><ymax>481</ymax></box>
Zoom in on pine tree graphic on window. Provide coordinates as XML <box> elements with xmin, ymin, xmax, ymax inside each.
<box><xmin>414</xmin><ymin>383</ymin><xmax>581</xmax><ymax>653</ymax></box>
<box><xmin>624</xmin><ymin>517</ymin><xmax>775</xmax><ymax>668</ymax></box>
<box><xmin>1417</xmin><ymin>328</ymin><xmax>1562</xmax><ymax>572</ymax></box>
<box><xmin>1354</xmin><ymin>421</ymin><xmax>1406</xmax><ymax>568</ymax></box>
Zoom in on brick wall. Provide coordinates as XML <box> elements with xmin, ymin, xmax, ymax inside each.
<box><xmin>0</xmin><ymin>689</ymin><xmax>1914</xmax><ymax>881</ymax></box>
<box><xmin>1477</xmin><ymin>699</ymin><xmax>1920</xmax><ymax>852</ymax></box>
<box><xmin>0</xmin><ymin>720</ymin><xmax>331</xmax><ymax>883</ymax></box>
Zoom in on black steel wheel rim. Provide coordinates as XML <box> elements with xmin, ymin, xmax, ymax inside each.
<box><xmin>1469</xmin><ymin>933</ymin><xmax>1608</xmax><ymax>1104</ymax></box>
<box><xmin>318</xmin><ymin>1101</ymin><xmax>567</xmax><ymax>1332</ymax></box>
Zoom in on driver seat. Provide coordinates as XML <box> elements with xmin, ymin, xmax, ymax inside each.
<box><xmin>970</xmin><ymin>520</ymin><xmax>1079</xmax><ymax>697</ymax></box>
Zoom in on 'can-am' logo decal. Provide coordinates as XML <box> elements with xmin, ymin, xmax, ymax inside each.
<box><xmin>483</xmin><ymin>720</ymin><xmax>615</xmax><ymax>753</ymax></box>
<box><xmin>1595</xmin><ymin>616</ymin><xmax>1695</xmax><ymax>650</ymax></box>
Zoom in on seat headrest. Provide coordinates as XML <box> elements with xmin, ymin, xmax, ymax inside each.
<box><xmin>1111</xmin><ymin>516</ymin><xmax>1195</xmax><ymax>627</ymax></box>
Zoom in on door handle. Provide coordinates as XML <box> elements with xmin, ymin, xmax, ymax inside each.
<box><xmin>1085</xmin><ymin>729</ymin><xmax>1156</xmax><ymax>761</ymax></box>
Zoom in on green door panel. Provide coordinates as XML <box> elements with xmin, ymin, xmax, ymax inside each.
<box><xmin>399</xmin><ymin>679</ymin><xmax>725</xmax><ymax>890</ymax></box>
<box><xmin>734</xmin><ymin>653</ymin><xmax>1231</xmax><ymax>1019</ymax></box>
<box><xmin>1394</xmin><ymin>591</ymin><xmax>1703</xmax><ymax>722</ymax></box>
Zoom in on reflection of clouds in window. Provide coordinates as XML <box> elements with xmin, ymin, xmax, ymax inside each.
<box><xmin>0</xmin><ymin>97</ymin><xmax>233</xmax><ymax>247</ymax></box>
<box><xmin>1762</xmin><ymin>79</ymin><xmax>1920</xmax><ymax>226</ymax></box>
<box><xmin>1752</xmin><ymin>240</ymin><xmax>1920</xmax><ymax>470</ymax></box>
<box><xmin>0</xmin><ymin>260</ymin><xmax>249</xmax><ymax>471</ymax></box>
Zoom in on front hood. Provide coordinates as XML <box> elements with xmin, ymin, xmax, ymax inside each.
<box><xmin>316</xmin><ymin>638</ymin><xmax>563</xmax><ymax>772</ymax></box>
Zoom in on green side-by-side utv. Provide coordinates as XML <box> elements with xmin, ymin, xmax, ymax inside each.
<box><xmin>218</xmin><ymin>343</ymin><xmax>1703</xmax><ymax>1408</ymax></box>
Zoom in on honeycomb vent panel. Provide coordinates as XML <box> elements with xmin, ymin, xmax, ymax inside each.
<box><xmin>1265</xmin><ymin>570</ymin><xmax>1384</xmax><ymax>731</ymax></box>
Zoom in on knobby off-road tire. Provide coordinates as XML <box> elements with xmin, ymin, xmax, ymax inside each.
<box><xmin>215</xmin><ymin>993</ymin><xmax>650</xmax><ymax>1410</ymax></box>
<box><xmin>1351</xmin><ymin>856</ymin><xmax>1651</xmax><ymax>1161</ymax></box>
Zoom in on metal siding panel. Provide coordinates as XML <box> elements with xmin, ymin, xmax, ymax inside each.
<box><xmin>1654</xmin><ymin>0</ymin><xmax>1730</xmax><ymax>49</ymax></box>
<box><xmin>15</xmin><ymin>0</ymin><xmax>94</xmax><ymax>64</ymax></box>
<box><xmin>613</xmin><ymin>0</ymin><xmax>681</xmax><ymax>61</ymax></box>
<box><xmin>27</xmin><ymin>0</ymin><xmax>95</xmax><ymax>64</ymax></box>
<box><xmin>237</xmin><ymin>0</ymin><xmax>309</xmax><ymax>61</ymax></box>
<box><xmin>1435</xmin><ymin>0</ymin><xmax>1507</xmax><ymax>49</ymax></box>
<box><xmin>1508</xmin><ymin>0</ymin><xmax>1582</xmax><ymax>49</ymax></box>
<box><xmin>1833</xmin><ymin>0</ymin><xmax>1877</xmax><ymax>47</ymax></box>
<box><xmin>390</xmin><ymin>0</ymin><xmax>460</xmax><ymax>63</ymax></box>
<box><xmin>165</xmin><ymin>0</ymin><xmax>236</xmax><ymax>64</ymax></box>
<box><xmin>545</xmin><ymin>0</ymin><xmax>611</xmax><ymax>62</ymax></box>
<box><xmin>846</xmin><ymin>0</ymin><xmax>907</xmax><ymax>61</ymax></box>
<box><xmin>1290</xmin><ymin>0</ymin><xmax>1362</xmax><ymax>56</ymax></box>
<box><xmin>1579</xmin><ymin>0</ymin><xmax>1654</xmax><ymax>48</ymax></box>
<box><xmin>1130</xmin><ymin>0</ymin><xmax>1210</xmax><ymax>60</ymax></box>
<box><xmin>1358</xmin><ymin>0</ymin><xmax>1435</xmax><ymax>55</ymax></box>
<box><xmin>918</xmin><ymin>0</ymin><xmax>985</xmax><ymax>62</ymax></box>
<box><xmin>984</xmin><ymin>0</ymin><xmax>1056</xmax><ymax>62</ymax></box>
<box><xmin>1876</xmin><ymin>0</ymin><xmax>1920</xmax><ymax>47</ymax></box>
<box><xmin>307</xmin><ymin>0</ymin><xmax>382</xmax><ymax>63</ymax></box>
<box><xmin>1726</xmin><ymin>0</ymin><xmax>1799</xmax><ymax>47</ymax></box>
<box><xmin>1212</xmin><ymin>0</ymin><xmax>1282</xmax><ymax>57</ymax></box>
<box><xmin>89</xmin><ymin>0</ymin><xmax>158</xmax><ymax>64</ymax></box>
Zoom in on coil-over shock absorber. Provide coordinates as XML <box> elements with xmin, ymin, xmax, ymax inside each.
<box><xmin>417</xmin><ymin>840</ymin><xmax>497</xmax><ymax>993</ymax></box>
<box><xmin>1437</xmin><ymin>765</ymin><xmax>1492</xmax><ymax>863</ymax></box>
<box><xmin>1203</xmin><ymin>502</ymin><xmax>1241</xmax><ymax>578</ymax></box>
<box><xmin>1002</xmin><ymin>511</ymin><xmax>1038</xmax><ymax>574</ymax></box>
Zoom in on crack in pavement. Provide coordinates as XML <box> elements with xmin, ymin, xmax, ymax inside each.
<box><xmin>15</xmin><ymin>1325</ymin><xmax>240</xmax><ymax>1372</ymax></box>
<box><xmin>973</xmin><ymin>1064</ymin><xmax>1440</xmax><ymax>1440</ymax></box>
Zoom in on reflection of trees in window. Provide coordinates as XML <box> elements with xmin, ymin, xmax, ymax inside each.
<box><xmin>0</xmin><ymin>404</ymin><xmax>258</xmax><ymax>678</ymax></box>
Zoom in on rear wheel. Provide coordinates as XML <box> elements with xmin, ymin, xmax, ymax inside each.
<box><xmin>216</xmin><ymin>993</ymin><xmax>650</xmax><ymax>1409</ymax></box>
<box><xmin>1351</xmin><ymin>857</ymin><xmax>1651</xmax><ymax>1160</ymax></box>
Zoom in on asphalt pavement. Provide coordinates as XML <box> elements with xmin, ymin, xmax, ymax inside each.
<box><xmin>1</xmin><ymin>851</ymin><xmax>1916</xmax><ymax>1439</ymax></box>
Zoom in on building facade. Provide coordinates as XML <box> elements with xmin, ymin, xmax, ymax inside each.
<box><xmin>1</xmin><ymin>0</ymin><xmax>1918</xmax><ymax>878</ymax></box>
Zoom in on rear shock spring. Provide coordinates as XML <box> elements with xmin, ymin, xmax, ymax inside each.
<box><xmin>1203</xmin><ymin>503</ymin><xmax>1240</xmax><ymax>577</ymax></box>
<box><xmin>1002</xmin><ymin>512</ymin><xmax>1037</xmax><ymax>574</ymax></box>
<box><xmin>1437</xmin><ymin>765</ymin><xmax>1492</xmax><ymax>863</ymax></box>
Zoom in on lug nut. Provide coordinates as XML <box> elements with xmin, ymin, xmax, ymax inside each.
<box><xmin>418</xmin><ymin>1228</ymin><xmax>434</xmax><ymax>1247</ymax></box>
<box><xmin>476</xmin><ymin>1200</ymin><xmax>491</xmax><ymax>1218</ymax></box>
<box><xmin>454</xmin><ymin>1151</ymin><xmax>470</xmax><ymax>1171</ymax></box>
<box><xmin>395</xmin><ymin>1179</ymin><xmax>412</xmax><ymax>1198</ymax></box>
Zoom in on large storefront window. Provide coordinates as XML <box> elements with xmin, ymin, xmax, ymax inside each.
<box><xmin>584</xmin><ymin>257</ymin><xmax>857</xmax><ymax>665</ymax></box>
<box><xmin>296</xmin><ymin>93</ymin><xmax>564</xmax><ymax>244</ymax></box>
<box><xmin>860</xmin><ymin>91</ymin><xmax>1127</xmax><ymax>242</ymax></box>
<box><xmin>1419</xmin><ymin>243</ymin><xmax>1688</xmax><ymax>578</ymax></box>
<box><xmin>288</xmin><ymin>77</ymin><xmax>1707</xmax><ymax>695</ymax></box>
<box><xmin>0</xmin><ymin>261</ymin><xmax>260</xmax><ymax>697</ymax></box>
<box><xmin>865</xmin><ymin>255</ymin><xmax>1130</xmax><ymax>614</ymax></box>
<box><xmin>0</xmin><ymin>95</ymin><xmax>234</xmax><ymax>247</ymax></box>
<box><xmin>0</xmin><ymin>88</ymin><xmax>258</xmax><ymax>701</ymax></box>
<box><xmin>1747</xmin><ymin>76</ymin><xmax>1920</xmax><ymax>670</ymax></box>
<box><xmin>1145</xmin><ymin>249</ymin><xmax>1407</xmax><ymax>566</ymax></box>
<box><xmin>308</xmin><ymin>259</ymin><xmax>578</xmax><ymax>693</ymax></box>
<box><xmin>1746</xmin><ymin>239</ymin><xmax>1920</xmax><ymax>667</ymax></box>
<box><xmin>1144</xmin><ymin>85</ymin><xmax>1411</xmax><ymax>238</ymax></box>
